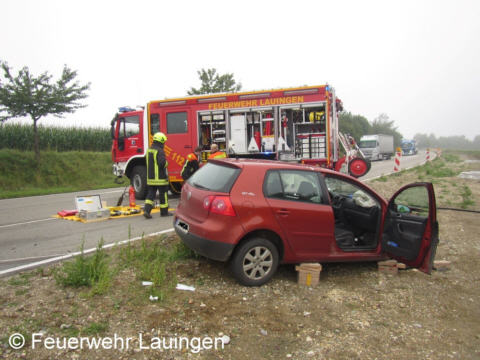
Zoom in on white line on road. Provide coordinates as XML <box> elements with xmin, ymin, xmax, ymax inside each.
<box><xmin>0</xmin><ymin>217</ymin><xmax>57</xmax><ymax>228</ymax></box>
<box><xmin>0</xmin><ymin>228</ymin><xmax>175</xmax><ymax>277</ymax></box>
<box><xmin>0</xmin><ymin>254</ymin><xmax>68</xmax><ymax>263</ymax></box>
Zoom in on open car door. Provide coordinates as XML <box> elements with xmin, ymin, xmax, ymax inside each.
<box><xmin>381</xmin><ymin>182</ymin><xmax>439</xmax><ymax>274</ymax></box>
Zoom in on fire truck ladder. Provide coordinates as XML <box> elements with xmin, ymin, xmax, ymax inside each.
<box><xmin>339</xmin><ymin>132</ymin><xmax>355</xmax><ymax>165</ymax></box>
<box><xmin>339</xmin><ymin>132</ymin><xmax>366</xmax><ymax>162</ymax></box>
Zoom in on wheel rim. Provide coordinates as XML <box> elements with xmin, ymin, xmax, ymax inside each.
<box><xmin>349</xmin><ymin>158</ymin><xmax>369</xmax><ymax>177</ymax></box>
<box><xmin>242</xmin><ymin>246</ymin><xmax>273</xmax><ymax>280</ymax></box>
<box><xmin>133</xmin><ymin>175</ymin><xmax>142</xmax><ymax>192</ymax></box>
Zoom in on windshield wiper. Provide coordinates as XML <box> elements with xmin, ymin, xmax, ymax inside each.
<box><xmin>192</xmin><ymin>182</ymin><xmax>210</xmax><ymax>190</ymax></box>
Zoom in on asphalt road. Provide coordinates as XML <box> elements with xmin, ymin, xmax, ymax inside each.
<box><xmin>0</xmin><ymin>150</ymin><xmax>430</xmax><ymax>276</ymax></box>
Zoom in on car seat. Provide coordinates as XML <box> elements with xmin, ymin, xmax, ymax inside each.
<box><xmin>267</xmin><ymin>178</ymin><xmax>283</xmax><ymax>198</ymax></box>
<box><xmin>297</xmin><ymin>181</ymin><xmax>316</xmax><ymax>201</ymax></box>
<box><xmin>334</xmin><ymin>226</ymin><xmax>355</xmax><ymax>247</ymax></box>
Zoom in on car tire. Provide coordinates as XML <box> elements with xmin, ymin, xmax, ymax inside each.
<box><xmin>231</xmin><ymin>238</ymin><xmax>279</xmax><ymax>287</ymax></box>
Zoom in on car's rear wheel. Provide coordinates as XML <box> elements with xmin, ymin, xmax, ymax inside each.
<box><xmin>231</xmin><ymin>238</ymin><xmax>279</xmax><ymax>287</ymax></box>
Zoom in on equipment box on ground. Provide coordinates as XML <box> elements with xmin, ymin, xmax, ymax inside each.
<box><xmin>78</xmin><ymin>209</ymin><xmax>110</xmax><ymax>223</ymax></box>
<box><xmin>75</xmin><ymin>195</ymin><xmax>110</xmax><ymax>222</ymax></box>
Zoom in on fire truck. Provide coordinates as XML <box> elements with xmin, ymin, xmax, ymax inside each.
<box><xmin>111</xmin><ymin>84</ymin><xmax>370</xmax><ymax>199</ymax></box>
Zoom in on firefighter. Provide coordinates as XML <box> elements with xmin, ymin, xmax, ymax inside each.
<box><xmin>208</xmin><ymin>144</ymin><xmax>227</xmax><ymax>159</ymax></box>
<box><xmin>181</xmin><ymin>146</ymin><xmax>202</xmax><ymax>181</ymax></box>
<box><xmin>143</xmin><ymin>132</ymin><xmax>172</xmax><ymax>219</ymax></box>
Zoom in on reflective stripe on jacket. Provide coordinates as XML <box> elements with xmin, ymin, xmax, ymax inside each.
<box><xmin>208</xmin><ymin>151</ymin><xmax>227</xmax><ymax>159</ymax></box>
<box><xmin>146</xmin><ymin>142</ymin><xmax>169</xmax><ymax>186</ymax></box>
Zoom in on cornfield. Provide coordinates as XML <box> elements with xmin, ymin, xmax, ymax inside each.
<box><xmin>0</xmin><ymin>123</ymin><xmax>111</xmax><ymax>152</ymax></box>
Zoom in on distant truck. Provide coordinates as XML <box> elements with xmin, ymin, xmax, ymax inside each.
<box><xmin>401</xmin><ymin>139</ymin><xmax>418</xmax><ymax>155</ymax></box>
<box><xmin>358</xmin><ymin>134</ymin><xmax>394</xmax><ymax>161</ymax></box>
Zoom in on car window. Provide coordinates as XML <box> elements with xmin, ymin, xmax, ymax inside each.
<box><xmin>393</xmin><ymin>186</ymin><xmax>429</xmax><ymax>217</ymax></box>
<box><xmin>264</xmin><ymin>170</ymin><xmax>322</xmax><ymax>204</ymax></box>
<box><xmin>264</xmin><ymin>171</ymin><xmax>284</xmax><ymax>199</ymax></box>
<box><xmin>324</xmin><ymin>175</ymin><xmax>379</xmax><ymax>208</ymax></box>
<box><xmin>189</xmin><ymin>162</ymin><xmax>240</xmax><ymax>192</ymax></box>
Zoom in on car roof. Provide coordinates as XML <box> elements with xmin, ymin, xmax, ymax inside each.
<box><xmin>207</xmin><ymin>158</ymin><xmax>342</xmax><ymax>176</ymax></box>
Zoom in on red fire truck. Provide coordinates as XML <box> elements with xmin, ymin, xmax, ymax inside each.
<box><xmin>111</xmin><ymin>84</ymin><xmax>370</xmax><ymax>199</ymax></box>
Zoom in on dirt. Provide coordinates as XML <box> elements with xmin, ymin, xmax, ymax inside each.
<box><xmin>1</xmin><ymin>155</ymin><xmax>479</xmax><ymax>359</ymax></box>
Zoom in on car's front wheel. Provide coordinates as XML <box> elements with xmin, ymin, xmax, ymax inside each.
<box><xmin>231</xmin><ymin>238</ymin><xmax>279</xmax><ymax>287</ymax></box>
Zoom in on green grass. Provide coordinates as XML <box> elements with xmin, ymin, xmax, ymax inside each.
<box><xmin>83</xmin><ymin>322</ymin><xmax>109</xmax><ymax>336</ymax></box>
<box><xmin>51</xmin><ymin>233</ymin><xmax>196</xmax><ymax>301</ymax></box>
<box><xmin>53</xmin><ymin>238</ymin><xmax>114</xmax><ymax>296</ymax></box>
<box><xmin>459</xmin><ymin>185</ymin><xmax>475</xmax><ymax>209</ymax></box>
<box><xmin>0</xmin><ymin>149</ymin><xmax>124</xmax><ymax>199</ymax></box>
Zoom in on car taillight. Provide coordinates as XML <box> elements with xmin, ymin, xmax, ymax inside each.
<box><xmin>203</xmin><ymin>196</ymin><xmax>236</xmax><ymax>217</ymax></box>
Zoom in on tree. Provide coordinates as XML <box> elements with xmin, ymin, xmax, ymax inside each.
<box><xmin>473</xmin><ymin>135</ymin><xmax>480</xmax><ymax>150</ymax></box>
<box><xmin>413</xmin><ymin>133</ymin><xmax>430</xmax><ymax>149</ymax></box>
<box><xmin>338</xmin><ymin>111</ymin><xmax>372</xmax><ymax>143</ymax></box>
<box><xmin>370</xmin><ymin>113</ymin><xmax>403</xmax><ymax>147</ymax></box>
<box><xmin>187</xmin><ymin>68</ymin><xmax>242</xmax><ymax>95</ymax></box>
<box><xmin>0</xmin><ymin>61</ymin><xmax>91</xmax><ymax>160</ymax></box>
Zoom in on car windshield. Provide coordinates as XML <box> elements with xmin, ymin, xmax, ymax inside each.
<box><xmin>188</xmin><ymin>162</ymin><xmax>241</xmax><ymax>192</ymax></box>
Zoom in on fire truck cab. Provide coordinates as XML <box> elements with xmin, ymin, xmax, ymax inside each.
<box><xmin>111</xmin><ymin>85</ymin><xmax>370</xmax><ymax>199</ymax></box>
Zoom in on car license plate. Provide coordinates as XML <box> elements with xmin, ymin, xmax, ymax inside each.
<box><xmin>175</xmin><ymin>218</ymin><xmax>189</xmax><ymax>234</ymax></box>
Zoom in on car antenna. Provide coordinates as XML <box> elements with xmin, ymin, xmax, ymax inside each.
<box><xmin>229</xmin><ymin>144</ymin><xmax>239</xmax><ymax>160</ymax></box>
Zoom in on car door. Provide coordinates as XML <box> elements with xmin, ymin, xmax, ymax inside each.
<box><xmin>381</xmin><ymin>182</ymin><xmax>439</xmax><ymax>274</ymax></box>
<box><xmin>264</xmin><ymin>170</ymin><xmax>335</xmax><ymax>256</ymax></box>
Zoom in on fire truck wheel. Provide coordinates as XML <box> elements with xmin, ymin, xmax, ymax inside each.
<box><xmin>131</xmin><ymin>166</ymin><xmax>148</xmax><ymax>200</ymax></box>
<box><xmin>348</xmin><ymin>158</ymin><xmax>370</xmax><ymax>178</ymax></box>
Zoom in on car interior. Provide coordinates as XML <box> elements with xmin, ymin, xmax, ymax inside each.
<box><xmin>324</xmin><ymin>176</ymin><xmax>381</xmax><ymax>250</ymax></box>
<box><xmin>264</xmin><ymin>170</ymin><xmax>382</xmax><ymax>250</ymax></box>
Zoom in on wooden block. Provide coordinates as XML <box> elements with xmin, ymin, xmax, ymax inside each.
<box><xmin>296</xmin><ymin>263</ymin><xmax>322</xmax><ymax>272</ymax></box>
<box><xmin>296</xmin><ymin>264</ymin><xmax>321</xmax><ymax>286</ymax></box>
<box><xmin>397</xmin><ymin>263</ymin><xmax>407</xmax><ymax>269</ymax></box>
<box><xmin>433</xmin><ymin>260</ymin><xmax>451</xmax><ymax>271</ymax></box>
<box><xmin>378</xmin><ymin>265</ymin><xmax>399</xmax><ymax>275</ymax></box>
<box><xmin>297</xmin><ymin>271</ymin><xmax>320</xmax><ymax>286</ymax></box>
<box><xmin>378</xmin><ymin>260</ymin><xmax>398</xmax><ymax>267</ymax></box>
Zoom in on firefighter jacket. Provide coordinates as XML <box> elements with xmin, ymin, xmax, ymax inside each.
<box><xmin>146</xmin><ymin>141</ymin><xmax>169</xmax><ymax>186</ymax></box>
<box><xmin>181</xmin><ymin>152</ymin><xmax>200</xmax><ymax>181</ymax></box>
<box><xmin>208</xmin><ymin>150</ymin><xmax>227</xmax><ymax>159</ymax></box>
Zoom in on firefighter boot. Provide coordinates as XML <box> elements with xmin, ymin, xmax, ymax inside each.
<box><xmin>160</xmin><ymin>208</ymin><xmax>173</xmax><ymax>217</ymax></box>
<box><xmin>143</xmin><ymin>203</ymin><xmax>153</xmax><ymax>219</ymax></box>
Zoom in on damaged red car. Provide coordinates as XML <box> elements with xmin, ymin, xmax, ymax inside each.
<box><xmin>174</xmin><ymin>159</ymin><xmax>438</xmax><ymax>286</ymax></box>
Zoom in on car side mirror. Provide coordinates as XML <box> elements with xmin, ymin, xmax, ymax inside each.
<box><xmin>396</xmin><ymin>204</ymin><xmax>411</xmax><ymax>214</ymax></box>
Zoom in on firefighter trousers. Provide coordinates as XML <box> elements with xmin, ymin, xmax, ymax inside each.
<box><xmin>144</xmin><ymin>185</ymin><xmax>169</xmax><ymax>216</ymax></box>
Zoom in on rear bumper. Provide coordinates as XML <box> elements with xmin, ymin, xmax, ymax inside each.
<box><xmin>175</xmin><ymin>226</ymin><xmax>235</xmax><ymax>261</ymax></box>
<box><xmin>174</xmin><ymin>214</ymin><xmax>238</xmax><ymax>261</ymax></box>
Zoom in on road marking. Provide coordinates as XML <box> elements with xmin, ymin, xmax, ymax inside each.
<box><xmin>0</xmin><ymin>254</ymin><xmax>67</xmax><ymax>263</ymax></box>
<box><xmin>0</xmin><ymin>218</ymin><xmax>57</xmax><ymax>228</ymax></box>
<box><xmin>0</xmin><ymin>228</ymin><xmax>175</xmax><ymax>277</ymax></box>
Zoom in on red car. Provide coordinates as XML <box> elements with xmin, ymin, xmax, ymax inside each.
<box><xmin>174</xmin><ymin>159</ymin><xmax>438</xmax><ymax>286</ymax></box>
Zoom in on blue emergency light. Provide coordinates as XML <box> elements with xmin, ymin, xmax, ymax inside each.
<box><xmin>118</xmin><ymin>106</ymin><xmax>134</xmax><ymax>113</ymax></box>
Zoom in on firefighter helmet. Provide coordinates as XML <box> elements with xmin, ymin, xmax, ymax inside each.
<box><xmin>153</xmin><ymin>132</ymin><xmax>167</xmax><ymax>143</ymax></box>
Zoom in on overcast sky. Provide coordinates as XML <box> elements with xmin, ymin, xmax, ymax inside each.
<box><xmin>2</xmin><ymin>0</ymin><xmax>480</xmax><ymax>140</ymax></box>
